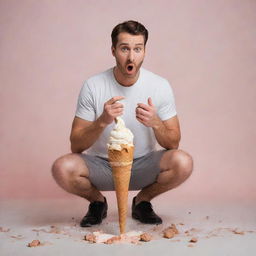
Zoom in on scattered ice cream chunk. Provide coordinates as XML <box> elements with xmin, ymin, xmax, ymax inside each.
<box><xmin>189</xmin><ymin>237</ymin><xmax>198</xmax><ymax>243</ymax></box>
<box><xmin>163</xmin><ymin>224</ymin><xmax>179</xmax><ymax>239</ymax></box>
<box><xmin>163</xmin><ymin>229</ymin><xmax>175</xmax><ymax>239</ymax></box>
<box><xmin>84</xmin><ymin>234</ymin><xmax>96</xmax><ymax>243</ymax></box>
<box><xmin>27</xmin><ymin>240</ymin><xmax>41</xmax><ymax>247</ymax></box>
<box><xmin>0</xmin><ymin>227</ymin><xmax>10</xmax><ymax>232</ymax></box>
<box><xmin>92</xmin><ymin>231</ymin><xmax>115</xmax><ymax>243</ymax></box>
<box><xmin>232</xmin><ymin>229</ymin><xmax>245</xmax><ymax>235</ymax></box>
<box><xmin>140</xmin><ymin>233</ymin><xmax>153</xmax><ymax>242</ymax></box>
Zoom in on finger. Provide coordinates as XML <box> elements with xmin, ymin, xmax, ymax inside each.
<box><xmin>112</xmin><ymin>108</ymin><xmax>124</xmax><ymax>115</ymax></box>
<box><xmin>113</xmin><ymin>112</ymin><xmax>124</xmax><ymax>118</ymax></box>
<box><xmin>148</xmin><ymin>97</ymin><xmax>153</xmax><ymax>106</ymax></box>
<box><xmin>105</xmin><ymin>104</ymin><xmax>123</xmax><ymax>113</ymax></box>
<box><xmin>136</xmin><ymin>107</ymin><xmax>151</xmax><ymax>117</ymax></box>
<box><xmin>112</xmin><ymin>108</ymin><xmax>123</xmax><ymax>113</ymax></box>
<box><xmin>137</xmin><ymin>103</ymin><xmax>151</xmax><ymax>111</ymax></box>
<box><xmin>136</xmin><ymin>115</ymin><xmax>143</xmax><ymax>122</ymax></box>
<box><xmin>136</xmin><ymin>113</ymin><xmax>149</xmax><ymax>121</ymax></box>
<box><xmin>111</xmin><ymin>102</ymin><xmax>124</xmax><ymax>109</ymax></box>
<box><xmin>107</xmin><ymin>96</ymin><xmax>125</xmax><ymax>105</ymax></box>
<box><xmin>112</xmin><ymin>108</ymin><xmax>123</xmax><ymax>114</ymax></box>
<box><xmin>136</xmin><ymin>116</ymin><xmax>147</xmax><ymax>125</ymax></box>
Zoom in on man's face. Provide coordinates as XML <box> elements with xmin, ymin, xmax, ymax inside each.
<box><xmin>112</xmin><ymin>32</ymin><xmax>146</xmax><ymax>78</ymax></box>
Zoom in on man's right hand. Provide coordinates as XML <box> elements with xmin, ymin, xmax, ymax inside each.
<box><xmin>99</xmin><ymin>96</ymin><xmax>125</xmax><ymax>126</ymax></box>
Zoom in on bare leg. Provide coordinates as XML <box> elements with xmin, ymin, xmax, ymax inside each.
<box><xmin>51</xmin><ymin>153</ymin><xmax>104</xmax><ymax>202</ymax></box>
<box><xmin>135</xmin><ymin>149</ymin><xmax>193</xmax><ymax>204</ymax></box>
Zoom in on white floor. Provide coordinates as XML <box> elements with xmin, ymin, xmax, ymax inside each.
<box><xmin>0</xmin><ymin>192</ymin><xmax>256</xmax><ymax>256</ymax></box>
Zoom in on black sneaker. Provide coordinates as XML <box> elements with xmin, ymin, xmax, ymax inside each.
<box><xmin>80</xmin><ymin>197</ymin><xmax>108</xmax><ymax>227</ymax></box>
<box><xmin>132</xmin><ymin>196</ymin><xmax>162</xmax><ymax>224</ymax></box>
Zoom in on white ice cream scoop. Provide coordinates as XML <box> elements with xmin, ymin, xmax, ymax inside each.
<box><xmin>108</xmin><ymin>117</ymin><xmax>134</xmax><ymax>151</ymax></box>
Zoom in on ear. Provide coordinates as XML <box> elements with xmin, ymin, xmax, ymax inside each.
<box><xmin>111</xmin><ymin>46</ymin><xmax>115</xmax><ymax>57</ymax></box>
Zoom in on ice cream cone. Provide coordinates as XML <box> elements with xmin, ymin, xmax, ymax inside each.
<box><xmin>108</xmin><ymin>145</ymin><xmax>134</xmax><ymax>234</ymax></box>
<box><xmin>107</xmin><ymin>117</ymin><xmax>134</xmax><ymax>234</ymax></box>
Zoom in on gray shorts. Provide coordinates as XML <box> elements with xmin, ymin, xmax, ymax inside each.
<box><xmin>80</xmin><ymin>150</ymin><xmax>166</xmax><ymax>191</ymax></box>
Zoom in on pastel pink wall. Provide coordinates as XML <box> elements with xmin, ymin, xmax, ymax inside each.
<box><xmin>1</xmin><ymin>0</ymin><xmax>255</xmax><ymax>200</ymax></box>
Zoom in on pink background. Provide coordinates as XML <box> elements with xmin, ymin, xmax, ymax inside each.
<box><xmin>0</xmin><ymin>0</ymin><xmax>255</xmax><ymax>200</ymax></box>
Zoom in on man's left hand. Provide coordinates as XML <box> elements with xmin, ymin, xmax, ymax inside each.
<box><xmin>136</xmin><ymin>97</ymin><xmax>161</xmax><ymax>128</ymax></box>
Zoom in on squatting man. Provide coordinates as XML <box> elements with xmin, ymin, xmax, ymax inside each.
<box><xmin>52</xmin><ymin>20</ymin><xmax>193</xmax><ymax>227</ymax></box>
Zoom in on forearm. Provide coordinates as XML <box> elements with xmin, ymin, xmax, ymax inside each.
<box><xmin>152</xmin><ymin>118</ymin><xmax>180</xmax><ymax>150</ymax></box>
<box><xmin>70</xmin><ymin>117</ymin><xmax>107</xmax><ymax>153</ymax></box>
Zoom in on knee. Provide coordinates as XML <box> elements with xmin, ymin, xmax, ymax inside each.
<box><xmin>172</xmin><ymin>149</ymin><xmax>193</xmax><ymax>177</ymax></box>
<box><xmin>51</xmin><ymin>153</ymin><xmax>82</xmax><ymax>181</ymax></box>
<box><xmin>164</xmin><ymin>149</ymin><xmax>193</xmax><ymax>178</ymax></box>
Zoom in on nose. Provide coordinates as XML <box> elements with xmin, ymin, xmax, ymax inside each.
<box><xmin>128</xmin><ymin>50</ymin><xmax>135</xmax><ymax>62</ymax></box>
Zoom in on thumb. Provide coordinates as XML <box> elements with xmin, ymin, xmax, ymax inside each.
<box><xmin>148</xmin><ymin>97</ymin><xmax>153</xmax><ymax>106</ymax></box>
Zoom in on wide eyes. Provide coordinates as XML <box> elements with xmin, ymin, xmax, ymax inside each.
<box><xmin>121</xmin><ymin>47</ymin><xmax>142</xmax><ymax>53</ymax></box>
<box><xmin>121</xmin><ymin>47</ymin><xmax>129</xmax><ymax>52</ymax></box>
<box><xmin>134</xmin><ymin>47</ymin><xmax>142</xmax><ymax>53</ymax></box>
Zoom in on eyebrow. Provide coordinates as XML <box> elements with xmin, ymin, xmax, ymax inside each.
<box><xmin>119</xmin><ymin>43</ymin><xmax>144</xmax><ymax>46</ymax></box>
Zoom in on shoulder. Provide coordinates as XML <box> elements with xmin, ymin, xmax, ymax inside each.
<box><xmin>79</xmin><ymin>68</ymin><xmax>113</xmax><ymax>96</ymax></box>
<box><xmin>141</xmin><ymin>67</ymin><xmax>171</xmax><ymax>89</ymax></box>
<box><xmin>86</xmin><ymin>68</ymin><xmax>113</xmax><ymax>86</ymax></box>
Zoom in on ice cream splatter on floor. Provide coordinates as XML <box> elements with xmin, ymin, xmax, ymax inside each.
<box><xmin>27</xmin><ymin>239</ymin><xmax>41</xmax><ymax>247</ymax></box>
<box><xmin>32</xmin><ymin>225</ymin><xmax>69</xmax><ymax>235</ymax></box>
<box><xmin>0</xmin><ymin>227</ymin><xmax>10</xmax><ymax>232</ymax></box>
<box><xmin>84</xmin><ymin>230</ymin><xmax>152</xmax><ymax>244</ymax></box>
<box><xmin>2</xmin><ymin>222</ymin><xmax>256</xmax><ymax>247</ymax></box>
<box><xmin>162</xmin><ymin>224</ymin><xmax>179</xmax><ymax>239</ymax></box>
<box><xmin>10</xmin><ymin>234</ymin><xmax>24</xmax><ymax>240</ymax></box>
<box><xmin>27</xmin><ymin>240</ymin><xmax>53</xmax><ymax>247</ymax></box>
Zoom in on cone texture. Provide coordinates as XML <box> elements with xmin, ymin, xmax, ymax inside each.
<box><xmin>108</xmin><ymin>145</ymin><xmax>134</xmax><ymax>234</ymax></box>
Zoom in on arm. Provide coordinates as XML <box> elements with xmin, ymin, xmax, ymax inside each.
<box><xmin>136</xmin><ymin>97</ymin><xmax>181</xmax><ymax>149</ymax></box>
<box><xmin>151</xmin><ymin>115</ymin><xmax>180</xmax><ymax>149</ymax></box>
<box><xmin>70</xmin><ymin>117</ymin><xmax>106</xmax><ymax>153</ymax></box>
<box><xmin>70</xmin><ymin>96</ymin><xmax>124</xmax><ymax>153</ymax></box>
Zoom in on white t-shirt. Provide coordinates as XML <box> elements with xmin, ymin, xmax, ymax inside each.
<box><xmin>75</xmin><ymin>67</ymin><xmax>177</xmax><ymax>158</ymax></box>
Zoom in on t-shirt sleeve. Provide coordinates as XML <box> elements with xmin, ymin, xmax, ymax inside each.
<box><xmin>157</xmin><ymin>80</ymin><xmax>177</xmax><ymax>121</ymax></box>
<box><xmin>75</xmin><ymin>81</ymin><xmax>96</xmax><ymax>121</ymax></box>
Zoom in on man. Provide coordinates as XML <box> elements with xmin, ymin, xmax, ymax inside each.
<box><xmin>52</xmin><ymin>20</ymin><xmax>193</xmax><ymax>227</ymax></box>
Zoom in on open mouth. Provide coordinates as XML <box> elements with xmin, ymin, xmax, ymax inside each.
<box><xmin>127</xmin><ymin>64</ymin><xmax>134</xmax><ymax>72</ymax></box>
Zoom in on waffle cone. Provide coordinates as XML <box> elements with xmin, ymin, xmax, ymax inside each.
<box><xmin>108</xmin><ymin>145</ymin><xmax>134</xmax><ymax>234</ymax></box>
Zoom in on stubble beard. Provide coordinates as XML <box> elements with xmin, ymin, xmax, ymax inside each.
<box><xmin>116</xmin><ymin>59</ymin><xmax>144</xmax><ymax>79</ymax></box>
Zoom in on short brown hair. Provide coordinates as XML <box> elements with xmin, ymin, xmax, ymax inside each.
<box><xmin>111</xmin><ymin>20</ymin><xmax>148</xmax><ymax>48</ymax></box>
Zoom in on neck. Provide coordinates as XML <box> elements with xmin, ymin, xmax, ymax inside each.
<box><xmin>113</xmin><ymin>66</ymin><xmax>140</xmax><ymax>87</ymax></box>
